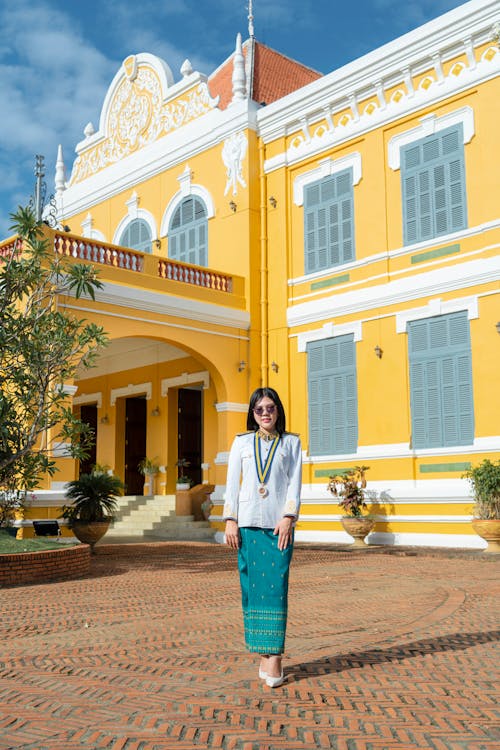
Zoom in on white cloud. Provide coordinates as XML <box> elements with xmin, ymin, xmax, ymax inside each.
<box><xmin>0</xmin><ymin>0</ymin><xmax>117</xmax><ymax>234</ymax></box>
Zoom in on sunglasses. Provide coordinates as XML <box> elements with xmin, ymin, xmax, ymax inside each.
<box><xmin>253</xmin><ymin>405</ymin><xmax>276</xmax><ymax>416</ymax></box>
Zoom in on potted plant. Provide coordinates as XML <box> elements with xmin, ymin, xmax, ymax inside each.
<box><xmin>59</xmin><ymin>467</ymin><xmax>123</xmax><ymax>553</ymax></box>
<box><xmin>465</xmin><ymin>459</ymin><xmax>500</xmax><ymax>553</ymax></box>
<box><xmin>327</xmin><ymin>465</ymin><xmax>374</xmax><ymax>546</ymax></box>
<box><xmin>175</xmin><ymin>458</ymin><xmax>192</xmax><ymax>490</ymax></box>
<box><xmin>138</xmin><ymin>457</ymin><xmax>160</xmax><ymax>496</ymax></box>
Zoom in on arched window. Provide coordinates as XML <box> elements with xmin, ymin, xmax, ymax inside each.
<box><xmin>119</xmin><ymin>219</ymin><xmax>152</xmax><ymax>253</ymax></box>
<box><xmin>168</xmin><ymin>197</ymin><xmax>207</xmax><ymax>266</ymax></box>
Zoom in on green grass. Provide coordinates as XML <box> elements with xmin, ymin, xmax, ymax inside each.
<box><xmin>0</xmin><ymin>529</ymin><xmax>78</xmax><ymax>554</ymax></box>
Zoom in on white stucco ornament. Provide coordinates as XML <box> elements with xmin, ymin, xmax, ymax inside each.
<box><xmin>222</xmin><ymin>131</ymin><xmax>247</xmax><ymax>196</ymax></box>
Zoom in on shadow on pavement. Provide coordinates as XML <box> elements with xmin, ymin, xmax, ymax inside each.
<box><xmin>289</xmin><ymin>629</ymin><xmax>500</xmax><ymax>678</ymax></box>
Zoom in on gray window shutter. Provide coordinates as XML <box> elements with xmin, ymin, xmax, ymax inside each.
<box><xmin>401</xmin><ymin>124</ymin><xmax>467</xmax><ymax>245</ymax></box>
<box><xmin>304</xmin><ymin>169</ymin><xmax>355</xmax><ymax>274</ymax></box>
<box><xmin>168</xmin><ymin>197</ymin><xmax>208</xmax><ymax>266</ymax></box>
<box><xmin>408</xmin><ymin>311</ymin><xmax>474</xmax><ymax>448</ymax></box>
<box><xmin>307</xmin><ymin>335</ymin><xmax>358</xmax><ymax>455</ymax></box>
<box><xmin>119</xmin><ymin>219</ymin><xmax>152</xmax><ymax>253</ymax></box>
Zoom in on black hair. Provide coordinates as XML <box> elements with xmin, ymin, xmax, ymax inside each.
<box><xmin>246</xmin><ymin>387</ymin><xmax>286</xmax><ymax>435</ymax></box>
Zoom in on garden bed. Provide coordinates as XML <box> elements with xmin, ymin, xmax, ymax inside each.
<box><xmin>0</xmin><ymin>532</ymin><xmax>90</xmax><ymax>587</ymax></box>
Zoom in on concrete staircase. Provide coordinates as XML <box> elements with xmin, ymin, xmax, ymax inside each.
<box><xmin>106</xmin><ymin>494</ymin><xmax>215</xmax><ymax>542</ymax></box>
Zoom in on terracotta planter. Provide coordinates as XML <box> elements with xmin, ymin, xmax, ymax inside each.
<box><xmin>471</xmin><ymin>519</ymin><xmax>500</xmax><ymax>553</ymax></box>
<box><xmin>71</xmin><ymin>520</ymin><xmax>111</xmax><ymax>553</ymax></box>
<box><xmin>175</xmin><ymin>489</ymin><xmax>192</xmax><ymax>516</ymax></box>
<box><xmin>341</xmin><ymin>516</ymin><xmax>375</xmax><ymax>547</ymax></box>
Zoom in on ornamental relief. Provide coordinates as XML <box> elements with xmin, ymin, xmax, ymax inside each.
<box><xmin>69</xmin><ymin>68</ymin><xmax>219</xmax><ymax>185</ymax></box>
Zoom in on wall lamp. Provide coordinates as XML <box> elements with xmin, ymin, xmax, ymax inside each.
<box><xmin>496</xmin><ymin>321</ymin><xmax>500</xmax><ymax>335</ymax></box>
<box><xmin>154</xmin><ymin>239</ymin><xmax>161</xmax><ymax>250</ymax></box>
<box><xmin>269</xmin><ymin>196</ymin><xmax>277</xmax><ymax>208</ymax></box>
<box><xmin>151</xmin><ymin>405</ymin><xmax>161</xmax><ymax>417</ymax></box>
<box><xmin>238</xmin><ymin>360</ymin><xmax>247</xmax><ymax>372</ymax></box>
<box><xmin>374</xmin><ymin>345</ymin><xmax>383</xmax><ymax>359</ymax></box>
<box><xmin>271</xmin><ymin>361</ymin><xmax>279</xmax><ymax>372</ymax></box>
<box><xmin>100</xmin><ymin>414</ymin><xmax>110</xmax><ymax>425</ymax></box>
<box><xmin>229</xmin><ymin>200</ymin><xmax>237</xmax><ymax>212</ymax></box>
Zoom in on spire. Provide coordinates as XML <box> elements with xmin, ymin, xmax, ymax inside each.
<box><xmin>231</xmin><ymin>32</ymin><xmax>247</xmax><ymax>103</ymax></box>
<box><xmin>248</xmin><ymin>0</ymin><xmax>255</xmax><ymax>39</ymax></box>
<box><xmin>55</xmin><ymin>145</ymin><xmax>66</xmax><ymax>197</ymax></box>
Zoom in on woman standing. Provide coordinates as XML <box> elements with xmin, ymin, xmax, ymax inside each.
<box><xmin>223</xmin><ymin>387</ymin><xmax>302</xmax><ymax>687</ymax></box>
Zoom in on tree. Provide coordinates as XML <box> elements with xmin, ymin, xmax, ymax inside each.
<box><xmin>0</xmin><ymin>206</ymin><xmax>108</xmax><ymax>496</ymax></box>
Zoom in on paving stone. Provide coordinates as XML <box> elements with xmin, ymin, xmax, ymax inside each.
<box><xmin>0</xmin><ymin>541</ymin><xmax>498</xmax><ymax>749</ymax></box>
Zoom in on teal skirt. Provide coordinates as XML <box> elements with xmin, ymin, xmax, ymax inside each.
<box><xmin>238</xmin><ymin>527</ymin><xmax>294</xmax><ymax>654</ymax></box>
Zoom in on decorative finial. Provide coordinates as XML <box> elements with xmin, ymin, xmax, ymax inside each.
<box><xmin>180</xmin><ymin>59</ymin><xmax>193</xmax><ymax>78</ymax></box>
<box><xmin>231</xmin><ymin>32</ymin><xmax>246</xmax><ymax>102</ymax></box>
<box><xmin>247</xmin><ymin>0</ymin><xmax>255</xmax><ymax>38</ymax></box>
<box><xmin>55</xmin><ymin>145</ymin><xmax>66</xmax><ymax>196</ymax></box>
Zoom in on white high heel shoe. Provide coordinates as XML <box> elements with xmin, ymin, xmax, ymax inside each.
<box><xmin>266</xmin><ymin>670</ymin><xmax>285</xmax><ymax>688</ymax></box>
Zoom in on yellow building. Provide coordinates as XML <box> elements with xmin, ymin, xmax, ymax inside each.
<box><xmin>3</xmin><ymin>0</ymin><xmax>499</xmax><ymax>548</ymax></box>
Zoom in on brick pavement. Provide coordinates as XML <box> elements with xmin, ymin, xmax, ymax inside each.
<box><xmin>0</xmin><ymin>542</ymin><xmax>498</xmax><ymax>750</ymax></box>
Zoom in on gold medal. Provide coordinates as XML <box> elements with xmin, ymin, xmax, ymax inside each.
<box><xmin>254</xmin><ymin>431</ymin><xmax>280</xmax><ymax>499</ymax></box>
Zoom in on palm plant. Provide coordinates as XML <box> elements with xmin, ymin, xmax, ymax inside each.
<box><xmin>60</xmin><ymin>469</ymin><xmax>123</xmax><ymax>525</ymax></box>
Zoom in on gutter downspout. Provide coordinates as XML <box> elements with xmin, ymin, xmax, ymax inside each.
<box><xmin>258</xmin><ymin>138</ymin><xmax>269</xmax><ymax>386</ymax></box>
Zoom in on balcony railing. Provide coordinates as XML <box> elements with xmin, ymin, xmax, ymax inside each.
<box><xmin>53</xmin><ymin>232</ymin><xmax>234</xmax><ymax>292</ymax></box>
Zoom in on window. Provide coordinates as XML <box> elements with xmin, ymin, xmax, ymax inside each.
<box><xmin>408</xmin><ymin>311</ymin><xmax>474</xmax><ymax>449</ymax></box>
<box><xmin>119</xmin><ymin>219</ymin><xmax>152</xmax><ymax>253</ymax></box>
<box><xmin>168</xmin><ymin>197</ymin><xmax>208</xmax><ymax>266</ymax></box>
<box><xmin>307</xmin><ymin>334</ymin><xmax>358</xmax><ymax>455</ymax></box>
<box><xmin>401</xmin><ymin>124</ymin><xmax>467</xmax><ymax>245</ymax></box>
<box><xmin>304</xmin><ymin>169</ymin><xmax>355</xmax><ymax>274</ymax></box>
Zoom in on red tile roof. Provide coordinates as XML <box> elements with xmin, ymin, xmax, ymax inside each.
<box><xmin>209</xmin><ymin>39</ymin><xmax>321</xmax><ymax>110</ymax></box>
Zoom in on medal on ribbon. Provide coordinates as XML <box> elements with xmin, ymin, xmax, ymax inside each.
<box><xmin>254</xmin><ymin>431</ymin><xmax>280</xmax><ymax>498</ymax></box>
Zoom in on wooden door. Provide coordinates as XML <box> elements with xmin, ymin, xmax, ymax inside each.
<box><xmin>79</xmin><ymin>404</ymin><xmax>97</xmax><ymax>477</ymax></box>
<box><xmin>124</xmin><ymin>397</ymin><xmax>147</xmax><ymax>495</ymax></box>
<box><xmin>178</xmin><ymin>388</ymin><xmax>202</xmax><ymax>486</ymax></box>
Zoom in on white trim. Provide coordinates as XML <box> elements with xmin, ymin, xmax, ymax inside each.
<box><xmin>289</xmin><ymin>219</ymin><xmax>500</xmax><ymax>287</ymax></box>
<box><xmin>292</xmin><ymin>530</ymin><xmax>486</xmax><ymax>549</ymax></box>
<box><xmin>287</xmin><ymin>255</ymin><xmax>500</xmax><ymax>328</ymax></box>
<box><xmin>395</xmin><ymin>295</ymin><xmax>479</xmax><ymax>332</ymax></box>
<box><xmin>302</xmin><ymin>435</ymin><xmax>500</xmax><ymax>463</ymax></box>
<box><xmin>293</xmin><ymin>153</ymin><xmax>362</xmax><ymax>206</ymax></box>
<box><xmin>258</xmin><ymin>1</ymin><xmax>498</xmax><ymax>146</ymax></box>
<box><xmin>110</xmin><ymin>382</ymin><xmax>152</xmax><ymax>405</ymax></box>
<box><xmin>297</xmin><ymin>320</ymin><xmax>362</xmax><ymax>352</ymax></box>
<box><xmin>160</xmin><ymin>184</ymin><xmax>215</xmax><ymax>237</ymax></box>
<box><xmin>161</xmin><ymin>370</ymin><xmax>209</xmax><ymax>395</ymax></box>
<box><xmin>388</xmin><ymin>106</ymin><xmax>475</xmax><ymax>171</ymax></box>
<box><xmin>113</xmin><ymin>205</ymin><xmax>157</xmax><ymax>246</ymax></box>
<box><xmin>215</xmin><ymin>402</ymin><xmax>248</xmax><ymax>413</ymax></box>
<box><xmin>62</xmin><ymin>303</ymin><xmax>250</xmax><ymax>342</ymax></box>
<box><xmin>65</xmin><ymin>280</ymin><xmax>250</xmax><ymax>330</ymax></box>
<box><xmin>73</xmin><ymin>391</ymin><xmax>103</xmax><ymax>408</ymax></box>
<box><xmin>298</xmin><ymin>513</ymin><xmax>472</xmax><ymax>523</ymax></box>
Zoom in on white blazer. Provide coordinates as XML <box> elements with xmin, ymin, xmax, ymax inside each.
<box><xmin>223</xmin><ymin>431</ymin><xmax>302</xmax><ymax>528</ymax></box>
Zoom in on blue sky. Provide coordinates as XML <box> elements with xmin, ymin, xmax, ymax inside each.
<box><xmin>0</xmin><ymin>0</ymin><xmax>467</xmax><ymax>237</ymax></box>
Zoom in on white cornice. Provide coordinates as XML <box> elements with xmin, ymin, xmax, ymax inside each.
<box><xmin>395</xmin><ymin>296</ymin><xmax>479</xmax><ymax>333</ymax></box>
<box><xmin>388</xmin><ymin>106</ymin><xmax>475</xmax><ymax>170</ymax></box>
<box><xmin>287</xmin><ymin>255</ymin><xmax>500</xmax><ymax>327</ymax></box>
<box><xmin>62</xmin><ymin>100</ymin><xmax>260</xmax><ymax>218</ymax></box>
<box><xmin>73</xmin><ymin>281</ymin><xmax>250</xmax><ymax>330</ymax></box>
<box><xmin>110</xmin><ymin>382</ymin><xmax>152</xmax><ymax>405</ymax></box>
<box><xmin>293</xmin><ymin>153</ymin><xmax>362</xmax><ymax>206</ymax></box>
<box><xmin>258</xmin><ymin>0</ymin><xmax>499</xmax><ymax>147</ymax></box>
<box><xmin>161</xmin><ymin>370</ymin><xmax>209</xmax><ymax>395</ymax></box>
